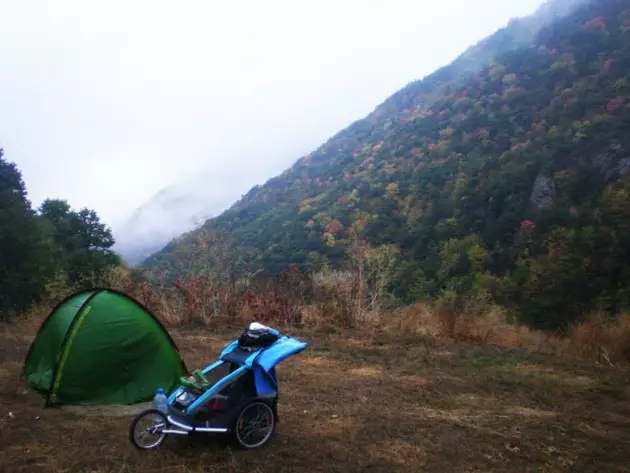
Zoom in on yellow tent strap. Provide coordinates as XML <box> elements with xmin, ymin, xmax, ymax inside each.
<box><xmin>49</xmin><ymin>305</ymin><xmax>92</xmax><ymax>403</ymax></box>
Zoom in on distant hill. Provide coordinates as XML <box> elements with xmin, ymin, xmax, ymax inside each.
<box><xmin>112</xmin><ymin>167</ymin><xmax>268</xmax><ymax>265</ymax></box>
<box><xmin>112</xmin><ymin>184</ymin><xmax>217</xmax><ymax>266</ymax></box>
<box><xmin>139</xmin><ymin>0</ymin><xmax>630</xmax><ymax>330</ymax></box>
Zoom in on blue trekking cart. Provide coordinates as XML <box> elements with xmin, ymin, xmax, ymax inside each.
<box><xmin>129</xmin><ymin>324</ymin><xmax>308</xmax><ymax>450</ymax></box>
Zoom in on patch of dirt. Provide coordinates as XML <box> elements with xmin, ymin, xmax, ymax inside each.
<box><xmin>60</xmin><ymin>402</ymin><xmax>151</xmax><ymax>417</ymax></box>
<box><xmin>1</xmin><ymin>328</ymin><xmax>629</xmax><ymax>473</ymax></box>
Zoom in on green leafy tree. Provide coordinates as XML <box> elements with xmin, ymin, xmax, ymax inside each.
<box><xmin>0</xmin><ymin>149</ymin><xmax>53</xmax><ymax>318</ymax></box>
<box><xmin>39</xmin><ymin>199</ymin><xmax>119</xmax><ymax>288</ymax></box>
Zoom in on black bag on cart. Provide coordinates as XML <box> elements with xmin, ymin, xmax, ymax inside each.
<box><xmin>237</xmin><ymin>326</ymin><xmax>279</xmax><ymax>350</ymax></box>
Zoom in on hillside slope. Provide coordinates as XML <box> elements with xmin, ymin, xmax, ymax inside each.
<box><xmin>141</xmin><ymin>0</ymin><xmax>630</xmax><ymax>330</ymax></box>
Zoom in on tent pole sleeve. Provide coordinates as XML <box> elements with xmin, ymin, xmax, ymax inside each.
<box><xmin>22</xmin><ymin>289</ymin><xmax>96</xmax><ymax>379</ymax></box>
<box><xmin>46</xmin><ymin>290</ymin><xmax>101</xmax><ymax>406</ymax></box>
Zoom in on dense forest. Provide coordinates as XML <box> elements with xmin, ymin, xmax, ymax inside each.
<box><xmin>142</xmin><ymin>0</ymin><xmax>630</xmax><ymax>331</ymax></box>
<box><xmin>0</xmin><ymin>149</ymin><xmax>119</xmax><ymax>320</ymax></box>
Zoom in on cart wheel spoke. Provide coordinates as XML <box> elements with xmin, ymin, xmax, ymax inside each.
<box><xmin>129</xmin><ymin>409</ymin><xmax>168</xmax><ymax>450</ymax></box>
<box><xmin>235</xmin><ymin>402</ymin><xmax>275</xmax><ymax>449</ymax></box>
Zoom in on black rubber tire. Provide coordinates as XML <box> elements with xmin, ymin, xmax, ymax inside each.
<box><xmin>232</xmin><ymin>401</ymin><xmax>277</xmax><ymax>450</ymax></box>
<box><xmin>129</xmin><ymin>409</ymin><xmax>168</xmax><ymax>450</ymax></box>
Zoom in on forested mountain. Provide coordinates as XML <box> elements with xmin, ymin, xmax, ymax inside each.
<box><xmin>141</xmin><ymin>0</ymin><xmax>630</xmax><ymax>331</ymax></box>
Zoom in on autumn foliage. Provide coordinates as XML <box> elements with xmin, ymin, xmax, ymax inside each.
<box><xmin>137</xmin><ymin>0</ymin><xmax>630</xmax><ymax>335</ymax></box>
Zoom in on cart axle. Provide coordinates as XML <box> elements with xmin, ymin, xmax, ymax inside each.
<box><xmin>167</xmin><ymin>415</ymin><xmax>229</xmax><ymax>434</ymax></box>
<box><xmin>162</xmin><ymin>429</ymin><xmax>189</xmax><ymax>435</ymax></box>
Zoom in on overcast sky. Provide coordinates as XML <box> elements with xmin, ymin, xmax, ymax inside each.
<box><xmin>0</xmin><ymin>0</ymin><xmax>545</xmax><ymax>231</ymax></box>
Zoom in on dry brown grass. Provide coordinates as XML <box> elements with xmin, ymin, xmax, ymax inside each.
<box><xmin>568</xmin><ymin>313</ymin><xmax>630</xmax><ymax>367</ymax></box>
<box><xmin>15</xmin><ymin>279</ymin><xmax>630</xmax><ymax>369</ymax></box>
<box><xmin>1</xmin><ymin>320</ymin><xmax>630</xmax><ymax>473</ymax></box>
<box><xmin>51</xmin><ymin>264</ymin><xmax>617</xmax><ymax>365</ymax></box>
<box><xmin>7</xmin><ymin>304</ymin><xmax>50</xmax><ymax>338</ymax></box>
<box><xmin>5</xmin><ymin>260</ymin><xmax>630</xmax><ymax>470</ymax></box>
<box><xmin>382</xmin><ymin>303</ymin><xmax>580</xmax><ymax>362</ymax></box>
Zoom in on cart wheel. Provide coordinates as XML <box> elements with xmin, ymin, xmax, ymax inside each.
<box><xmin>233</xmin><ymin>401</ymin><xmax>276</xmax><ymax>450</ymax></box>
<box><xmin>129</xmin><ymin>409</ymin><xmax>168</xmax><ymax>450</ymax></box>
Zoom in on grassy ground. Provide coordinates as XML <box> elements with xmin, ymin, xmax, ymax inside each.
<box><xmin>1</xmin><ymin>324</ymin><xmax>630</xmax><ymax>472</ymax></box>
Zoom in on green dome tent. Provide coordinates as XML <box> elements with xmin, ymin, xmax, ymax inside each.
<box><xmin>23</xmin><ymin>288</ymin><xmax>188</xmax><ymax>406</ymax></box>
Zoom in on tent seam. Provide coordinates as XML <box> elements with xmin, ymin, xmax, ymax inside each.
<box><xmin>49</xmin><ymin>304</ymin><xmax>93</xmax><ymax>404</ymax></box>
<box><xmin>45</xmin><ymin>289</ymin><xmax>102</xmax><ymax>406</ymax></box>
<box><xmin>22</xmin><ymin>289</ymin><xmax>96</xmax><ymax>378</ymax></box>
